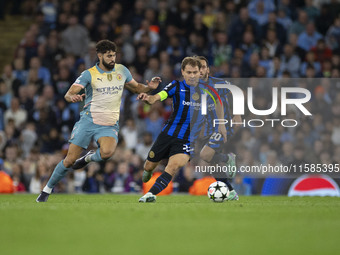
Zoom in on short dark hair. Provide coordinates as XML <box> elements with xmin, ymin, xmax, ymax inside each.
<box><xmin>181</xmin><ymin>57</ymin><xmax>202</xmax><ymax>70</ymax></box>
<box><xmin>194</xmin><ymin>55</ymin><xmax>209</xmax><ymax>66</ymax></box>
<box><xmin>96</xmin><ymin>40</ymin><xmax>117</xmax><ymax>54</ymax></box>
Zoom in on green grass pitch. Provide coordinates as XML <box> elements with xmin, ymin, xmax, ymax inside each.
<box><xmin>1</xmin><ymin>194</ymin><xmax>339</xmax><ymax>255</ymax></box>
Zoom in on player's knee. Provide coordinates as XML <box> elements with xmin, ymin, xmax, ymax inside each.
<box><xmin>200</xmin><ymin>150</ymin><xmax>210</xmax><ymax>162</ymax></box>
<box><xmin>100</xmin><ymin>147</ymin><xmax>114</xmax><ymax>160</ymax></box>
<box><xmin>166</xmin><ymin>162</ymin><xmax>182</xmax><ymax>173</ymax></box>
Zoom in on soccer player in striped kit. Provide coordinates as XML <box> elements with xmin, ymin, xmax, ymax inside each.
<box><xmin>138</xmin><ymin>57</ymin><xmax>227</xmax><ymax>202</ymax></box>
<box><xmin>196</xmin><ymin>56</ymin><xmax>241</xmax><ymax>201</ymax></box>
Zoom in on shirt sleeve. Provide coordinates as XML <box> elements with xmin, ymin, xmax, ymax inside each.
<box><xmin>73</xmin><ymin>70</ymin><xmax>91</xmax><ymax>88</ymax></box>
<box><xmin>162</xmin><ymin>80</ymin><xmax>178</xmax><ymax>98</ymax></box>
<box><xmin>121</xmin><ymin>65</ymin><xmax>133</xmax><ymax>83</ymax></box>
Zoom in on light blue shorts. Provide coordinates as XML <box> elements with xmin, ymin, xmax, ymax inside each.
<box><xmin>69</xmin><ymin>116</ymin><xmax>119</xmax><ymax>149</ymax></box>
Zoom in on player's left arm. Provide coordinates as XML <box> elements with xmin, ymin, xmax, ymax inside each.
<box><xmin>215</xmin><ymin>100</ymin><xmax>227</xmax><ymax>143</ymax></box>
<box><xmin>226</xmin><ymin>89</ymin><xmax>243</xmax><ymax>130</ymax></box>
<box><xmin>125</xmin><ymin>77</ymin><xmax>162</xmax><ymax>94</ymax></box>
<box><xmin>232</xmin><ymin>115</ymin><xmax>243</xmax><ymax>130</ymax></box>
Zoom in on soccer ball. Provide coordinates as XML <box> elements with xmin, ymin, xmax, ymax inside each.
<box><xmin>207</xmin><ymin>181</ymin><xmax>229</xmax><ymax>202</ymax></box>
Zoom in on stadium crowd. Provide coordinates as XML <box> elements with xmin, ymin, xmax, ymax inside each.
<box><xmin>0</xmin><ymin>0</ymin><xmax>339</xmax><ymax>195</ymax></box>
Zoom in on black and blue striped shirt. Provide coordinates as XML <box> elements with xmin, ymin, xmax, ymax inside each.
<box><xmin>204</xmin><ymin>77</ymin><xmax>234</xmax><ymax>137</ymax></box>
<box><xmin>160</xmin><ymin>80</ymin><xmax>206</xmax><ymax>142</ymax></box>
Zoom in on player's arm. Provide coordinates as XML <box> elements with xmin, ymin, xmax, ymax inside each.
<box><xmin>64</xmin><ymin>84</ymin><xmax>85</xmax><ymax>103</ymax></box>
<box><xmin>137</xmin><ymin>93</ymin><xmax>161</xmax><ymax>105</ymax></box>
<box><xmin>125</xmin><ymin>77</ymin><xmax>162</xmax><ymax>94</ymax></box>
<box><xmin>215</xmin><ymin>100</ymin><xmax>227</xmax><ymax>142</ymax></box>
<box><xmin>226</xmin><ymin>90</ymin><xmax>243</xmax><ymax>129</ymax></box>
<box><xmin>139</xmin><ymin>80</ymin><xmax>176</xmax><ymax>104</ymax></box>
<box><xmin>232</xmin><ymin>115</ymin><xmax>243</xmax><ymax>130</ymax></box>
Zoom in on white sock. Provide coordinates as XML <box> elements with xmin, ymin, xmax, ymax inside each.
<box><xmin>85</xmin><ymin>155</ymin><xmax>92</xmax><ymax>162</ymax></box>
<box><xmin>43</xmin><ymin>185</ymin><xmax>52</xmax><ymax>194</ymax></box>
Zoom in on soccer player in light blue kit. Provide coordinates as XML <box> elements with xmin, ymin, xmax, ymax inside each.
<box><xmin>36</xmin><ymin>40</ymin><xmax>161</xmax><ymax>202</ymax></box>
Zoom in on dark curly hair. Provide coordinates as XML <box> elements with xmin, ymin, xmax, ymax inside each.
<box><xmin>95</xmin><ymin>40</ymin><xmax>117</xmax><ymax>54</ymax></box>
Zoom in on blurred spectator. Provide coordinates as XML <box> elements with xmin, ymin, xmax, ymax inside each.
<box><xmin>145</xmin><ymin>109</ymin><xmax>164</xmax><ymax>141</ymax></box>
<box><xmin>280</xmin><ymin>44</ymin><xmax>301</xmax><ymax>77</ymax></box>
<box><xmin>300</xmin><ymin>51</ymin><xmax>321</xmax><ymax>76</ymax></box>
<box><xmin>144</xmin><ymin>57</ymin><xmax>161</xmax><ymax>83</ymax></box>
<box><xmin>211</xmin><ymin>31</ymin><xmax>233</xmax><ymax>67</ymax></box>
<box><xmin>263</xmin><ymin>29</ymin><xmax>283</xmax><ymax>58</ymax></box>
<box><xmin>20</xmin><ymin>122</ymin><xmax>37</xmax><ymax>157</ymax></box>
<box><xmin>277</xmin><ymin>8</ymin><xmax>292</xmax><ymax>30</ymax></box>
<box><xmin>241</xmin><ymin>31</ymin><xmax>260</xmax><ymax>63</ymax></box>
<box><xmin>111</xmin><ymin>162</ymin><xmax>134</xmax><ymax>193</ymax></box>
<box><xmin>279</xmin><ymin>141</ymin><xmax>294</xmax><ymax>165</ymax></box>
<box><xmin>315</xmin><ymin>5</ymin><xmax>333</xmax><ymax>36</ymax></box>
<box><xmin>13</xmin><ymin>58</ymin><xmax>28</xmax><ymax>86</ymax></box>
<box><xmin>0</xmin><ymin>78</ymin><xmax>12</xmax><ymax>109</ymax></box>
<box><xmin>61</xmin><ymin>15</ymin><xmax>89</xmax><ymax>57</ymax></box>
<box><xmin>121</xmin><ymin>119</ymin><xmax>138</xmax><ymax>150</ymax></box>
<box><xmin>261</xmin><ymin>12</ymin><xmax>287</xmax><ymax>44</ymax></box>
<box><xmin>297</xmin><ymin>22</ymin><xmax>323</xmax><ymax>52</ymax></box>
<box><xmin>29</xmin><ymin>57</ymin><xmax>51</xmax><ymax>85</ymax></box>
<box><xmin>82</xmin><ymin>162</ymin><xmax>101</xmax><ymax>193</ymax></box>
<box><xmin>2</xmin><ymin>64</ymin><xmax>20</xmax><ymax>94</ymax></box>
<box><xmin>325</xmin><ymin>17</ymin><xmax>340</xmax><ymax>50</ymax></box>
<box><xmin>303</xmin><ymin>0</ymin><xmax>320</xmax><ymax>21</ymax></box>
<box><xmin>311</xmin><ymin>39</ymin><xmax>332</xmax><ymax>63</ymax></box>
<box><xmin>229</xmin><ymin>7</ymin><xmax>259</xmax><ymax>47</ymax></box>
<box><xmin>4</xmin><ymin>97</ymin><xmax>27</xmax><ymax>129</ymax></box>
<box><xmin>288</xmin><ymin>10</ymin><xmax>308</xmax><ymax>36</ymax></box>
<box><xmin>136</xmin><ymin>132</ymin><xmax>153</xmax><ymax>160</ymax></box>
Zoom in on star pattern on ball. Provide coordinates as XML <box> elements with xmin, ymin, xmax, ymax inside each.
<box><xmin>221</xmin><ymin>192</ymin><xmax>228</xmax><ymax>201</ymax></box>
<box><xmin>214</xmin><ymin>182</ymin><xmax>222</xmax><ymax>191</ymax></box>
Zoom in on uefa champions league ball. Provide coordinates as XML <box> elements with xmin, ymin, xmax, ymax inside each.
<box><xmin>207</xmin><ymin>181</ymin><xmax>229</xmax><ymax>202</ymax></box>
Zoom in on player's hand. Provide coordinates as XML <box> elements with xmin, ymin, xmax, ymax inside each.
<box><xmin>71</xmin><ymin>94</ymin><xmax>85</xmax><ymax>102</ymax></box>
<box><xmin>137</xmin><ymin>93</ymin><xmax>148</xmax><ymax>101</ymax></box>
<box><xmin>232</xmin><ymin>115</ymin><xmax>243</xmax><ymax>130</ymax></box>
<box><xmin>147</xmin><ymin>77</ymin><xmax>162</xmax><ymax>90</ymax></box>
<box><xmin>137</xmin><ymin>93</ymin><xmax>154</xmax><ymax>104</ymax></box>
<box><xmin>218</xmin><ymin>124</ymin><xmax>227</xmax><ymax>143</ymax></box>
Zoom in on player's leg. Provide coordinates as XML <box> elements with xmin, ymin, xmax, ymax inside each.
<box><xmin>139</xmin><ymin>153</ymin><xmax>190</xmax><ymax>202</ymax></box>
<box><xmin>73</xmin><ymin>123</ymin><xmax>119</xmax><ymax>169</ymax></box>
<box><xmin>36</xmin><ymin>143</ymin><xmax>83</xmax><ymax>202</ymax></box>
<box><xmin>200</xmin><ymin>143</ymin><xmax>237</xmax><ymax>199</ymax></box>
<box><xmin>201</xmin><ymin>132</ymin><xmax>237</xmax><ymax>177</ymax></box>
<box><xmin>142</xmin><ymin>160</ymin><xmax>160</xmax><ymax>183</ymax></box>
<box><xmin>150</xmin><ymin>153</ymin><xmax>190</xmax><ymax>194</ymax></box>
<box><xmin>141</xmin><ymin>132</ymin><xmax>171</xmax><ymax>183</ymax></box>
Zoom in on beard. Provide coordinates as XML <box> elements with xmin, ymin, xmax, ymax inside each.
<box><xmin>201</xmin><ymin>73</ymin><xmax>209</xmax><ymax>81</ymax></box>
<box><xmin>102</xmin><ymin>59</ymin><xmax>115</xmax><ymax>69</ymax></box>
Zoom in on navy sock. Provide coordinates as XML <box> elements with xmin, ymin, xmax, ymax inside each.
<box><xmin>211</xmin><ymin>153</ymin><xmax>229</xmax><ymax>164</ymax></box>
<box><xmin>149</xmin><ymin>172</ymin><xmax>172</xmax><ymax>195</ymax></box>
<box><xmin>215</xmin><ymin>178</ymin><xmax>234</xmax><ymax>191</ymax></box>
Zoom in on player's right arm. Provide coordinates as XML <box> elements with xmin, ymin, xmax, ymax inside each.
<box><xmin>64</xmin><ymin>70</ymin><xmax>90</xmax><ymax>103</ymax></box>
<box><xmin>137</xmin><ymin>93</ymin><xmax>161</xmax><ymax>104</ymax></box>
<box><xmin>137</xmin><ymin>80</ymin><xmax>177</xmax><ymax>104</ymax></box>
<box><xmin>64</xmin><ymin>85</ymin><xmax>85</xmax><ymax>103</ymax></box>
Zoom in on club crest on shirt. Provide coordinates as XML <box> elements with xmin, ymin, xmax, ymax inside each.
<box><xmin>149</xmin><ymin>151</ymin><xmax>155</xmax><ymax>158</ymax></box>
<box><xmin>192</xmin><ymin>92</ymin><xmax>199</xmax><ymax>101</ymax></box>
<box><xmin>116</xmin><ymin>74</ymin><xmax>122</xmax><ymax>81</ymax></box>
<box><xmin>107</xmin><ymin>74</ymin><xmax>113</xmax><ymax>81</ymax></box>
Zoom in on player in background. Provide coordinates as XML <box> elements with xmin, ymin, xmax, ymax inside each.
<box><xmin>36</xmin><ymin>40</ymin><xmax>161</xmax><ymax>202</ymax></box>
<box><xmin>196</xmin><ymin>56</ymin><xmax>242</xmax><ymax>200</ymax></box>
<box><xmin>137</xmin><ymin>57</ymin><xmax>227</xmax><ymax>202</ymax></box>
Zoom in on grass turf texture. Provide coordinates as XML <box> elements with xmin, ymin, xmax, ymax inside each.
<box><xmin>0</xmin><ymin>195</ymin><xmax>339</xmax><ymax>255</ymax></box>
